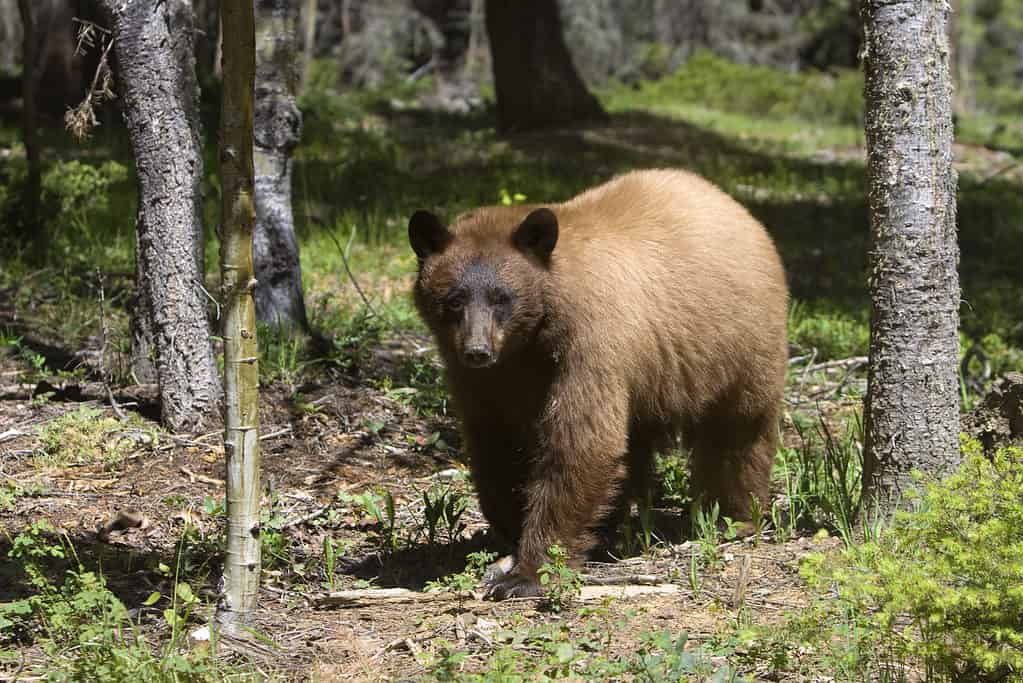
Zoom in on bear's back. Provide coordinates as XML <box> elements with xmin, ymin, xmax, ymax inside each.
<box><xmin>544</xmin><ymin>169</ymin><xmax>789</xmax><ymax>423</ymax></box>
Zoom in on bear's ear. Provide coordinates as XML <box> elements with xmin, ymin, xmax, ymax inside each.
<box><xmin>513</xmin><ymin>208</ymin><xmax>558</xmax><ymax>263</ymax></box>
<box><xmin>409</xmin><ymin>210</ymin><xmax>452</xmax><ymax>260</ymax></box>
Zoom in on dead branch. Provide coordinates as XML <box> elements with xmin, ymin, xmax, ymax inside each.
<box><xmin>804</xmin><ymin>356</ymin><xmax>868</xmax><ymax>374</ymax></box>
<box><xmin>180</xmin><ymin>467</ymin><xmax>226</xmax><ymax>487</ymax></box>
<box><xmin>313</xmin><ymin>583</ymin><xmax>679</xmax><ymax>608</ymax></box>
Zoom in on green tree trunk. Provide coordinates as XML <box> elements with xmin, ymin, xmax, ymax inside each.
<box><xmin>860</xmin><ymin>0</ymin><xmax>961</xmax><ymax>516</ymax></box>
<box><xmin>218</xmin><ymin>0</ymin><xmax>261</xmax><ymax>623</ymax></box>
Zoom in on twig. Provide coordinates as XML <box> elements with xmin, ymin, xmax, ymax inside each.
<box><xmin>325</xmin><ymin>225</ymin><xmax>380</xmax><ymax>321</ymax></box>
<box><xmin>260</xmin><ymin>426</ymin><xmax>293</xmax><ymax>441</ymax></box>
<box><xmin>180</xmin><ymin>467</ymin><xmax>225</xmax><ymax>487</ymax></box>
<box><xmin>581</xmin><ymin>573</ymin><xmax>661</xmax><ymax>586</ymax></box>
<box><xmin>281</xmin><ymin>504</ymin><xmax>330</xmax><ymax>529</ymax></box>
<box><xmin>804</xmin><ymin>356</ymin><xmax>868</xmax><ymax>374</ymax></box>
<box><xmin>326</xmin><ymin>225</ymin><xmax>433</xmax><ymax>354</ymax></box>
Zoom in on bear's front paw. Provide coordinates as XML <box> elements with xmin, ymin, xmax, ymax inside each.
<box><xmin>484</xmin><ymin>572</ymin><xmax>543</xmax><ymax>600</ymax></box>
<box><xmin>481</xmin><ymin>554</ymin><xmax>516</xmax><ymax>586</ymax></box>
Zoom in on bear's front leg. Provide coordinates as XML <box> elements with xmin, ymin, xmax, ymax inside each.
<box><xmin>484</xmin><ymin>380</ymin><xmax>629</xmax><ymax>600</ymax></box>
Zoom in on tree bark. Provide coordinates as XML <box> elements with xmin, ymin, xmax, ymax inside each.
<box><xmin>484</xmin><ymin>0</ymin><xmax>606</xmax><ymax>132</ymax></box>
<box><xmin>218</xmin><ymin>0</ymin><xmax>261</xmax><ymax>623</ymax></box>
<box><xmin>300</xmin><ymin>0</ymin><xmax>317</xmax><ymax>88</ymax></box>
<box><xmin>253</xmin><ymin>0</ymin><xmax>309</xmax><ymax>333</ymax></box>
<box><xmin>16</xmin><ymin>0</ymin><xmax>42</xmax><ymax>262</ymax></box>
<box><xmin>860</xmin><ymin>0</ymin><xmax>961</xmax><ymax>516</ymax></box>
<box><xmin>98</xmin><ymin>0</ymin><xmax>221</xmax><ymax>432</ymax></box>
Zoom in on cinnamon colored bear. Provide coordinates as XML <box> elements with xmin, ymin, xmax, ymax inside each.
<box><xmin>409</xmin><ymin>169</ymin><xmax>789</xmax><ymax>598</ymax></box>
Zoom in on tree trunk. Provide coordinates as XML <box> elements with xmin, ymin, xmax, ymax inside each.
<box><xmin>860</xmin><ymin>0</ymin><xmax>961</xmax><ymax>517</ymax></box>
<box><xmin>218</xmin><ymin>0</ymin><xmax>261</xmax><ymax>623</ymax></box>
<box><xmin>16</xmin><ymin>0</ymin><xmax>42</xmax><ymax>262</ymax></box>
<box><xmin>254</xmin><ymin>0</ymin><xmax>309</xmax><ymax>333</ymax></box>
<box><xmin>484</xmin><ymin>0</ymin><xmax>606</xmax><ymax>132</ymax></box>
<box><xmin>98</xmin><ymin>0</ymin><xmax>221</xmax><ymax>432</ymax></box>
<box><xmin>301</xmin><ymin>0</ymin><xmax>317</xmax><ymax>89</ymax></box>
<box><xmin>0</xmin><ymin>0</ymin><xmax>21</xmax><ymax>74</ymax></box>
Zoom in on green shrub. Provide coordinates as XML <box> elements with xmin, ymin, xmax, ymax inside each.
<box><xmin>802</xmin><ymin>441</ymin><xmax>1023</xmax><ymax>679</ymax></box>
<box><xmin>628</xmin><ymin>50</ymin><xmax>865</xmax><ymax>126</ymax></box>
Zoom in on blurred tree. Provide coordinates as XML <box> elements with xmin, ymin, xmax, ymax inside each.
<box><xmin>253</xmin><ymin>0</ymin><xmax>309</xmax><ymax>333</ymax></box>
<box><xmin>860</xmin><ymin>0</ymin><xmax>961</xmax><ymax>516</ymax></box>
<box><xmin>301</xmin><ymin>0</ymin><xmax>317</xmax><ymax>87</ymax></box>
<box><xmin>96</xmin><ymin>0</ymin><xmax>221</xmax><ymax>431</ymax></box>
<box><xmin>485</xmin><ymin>0</ymin><xmax>606</xmax><ymax>131</ymax></box>
<box><xmin>219</xmin><ymin>0</ymin><xmax>262</xmax><ymax>625</ymax></box>
<box><xmin>0</xmin><ymin>2</ymin><xmax>19</xmax><ymax>74</ymax></box>
<box><xmin>16</xmin><ymin>0</ymin><xmax>41</xmax><ymax>261</ymax></box>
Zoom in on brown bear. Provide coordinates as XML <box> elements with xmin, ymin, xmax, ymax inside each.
<box><xmin>409</xmin><ymin>168</ymin><xmax>789</xmax><ymax>599</ymax></box>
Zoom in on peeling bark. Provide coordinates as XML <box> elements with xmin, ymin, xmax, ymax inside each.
<box><xmin>860</xmin><ymin>0</ymin><xmax>961</xmax><ymax>515</ymax></box>
<box><xmin>253</xmin><ymin>0</ymin><xmax>309</xmax><ymax>333</ymax></box>
<box><xmin>97</xmin><ymin>0</ymin><xmax>221</xmax><ymax>431</ymax></box>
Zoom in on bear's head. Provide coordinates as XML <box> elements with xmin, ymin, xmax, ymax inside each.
<box><xmin>408</xmin><ymin>206</ymin><xmax>558</xmax><ymax>369</ymax></box>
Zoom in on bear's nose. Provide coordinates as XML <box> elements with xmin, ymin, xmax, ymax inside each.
<box><xmin>463</xmin><ymin>346</ymin><xmax>494</xmax><ymax>368</ymax></box>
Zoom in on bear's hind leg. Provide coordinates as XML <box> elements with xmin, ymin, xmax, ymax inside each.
<box><xmin>688</xmin><ymin>411</ymin><xmax>777</xmax><ymax>524</ymax></box>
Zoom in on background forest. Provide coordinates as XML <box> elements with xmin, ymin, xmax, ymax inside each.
<box><xmin>0</xmin><ymin>0</ymin><xmax>1022</xmax><ymax>681</ymax></box>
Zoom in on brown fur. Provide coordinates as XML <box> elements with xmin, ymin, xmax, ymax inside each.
<box><xmin>410</xmin><ymin>169</ymin><xmax>789</xmax><ymax>595</ymax></box>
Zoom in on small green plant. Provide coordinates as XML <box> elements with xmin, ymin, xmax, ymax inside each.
<box><xmin>259</xmin><ymin>322</ymin><xmax>308</xmax><ymax>386</ymax></box>
<box><xmin>425</xmin><ymin>550</ymin><xmax>498</xmax><ymax>595</ymax></box>
<box><xmin>537</xmin><ymin>544</ymin><xmax>583</xmax><ymax>613</ymax></box>
<box><xmin>0</xmin><ymin>521</ymin><xmax>227</xmax><ymax>680</ymax></box>
<box><xmin>321</xmin><ymin>537</ymin><xmax>348</xmax><ymax>590</ymax></box>
<box><xmin>655</xmin><ymin>449</ymin><xmax>691</xmax><ymax>506</ymax></box>
<box><xmin>773</xmin><ymin>411</ymin><xmax>863</xmax><ymax>542</ymax></box>
<box><xmin>420</xmin><ymin>484</ymin><xmax>469</xmax><ymax>546</ymax></box>
<box><xmin>691</xmin><ymin>501</ymin><xmax>724</xmax><ymax>566</ymax></box>
<box><xmin>799</xmin><ymin>441</ymin><xmax>1023</xmax><ymax>679</ymax></box>
<box><xmin>498</xmin><ymin>188</ymin><xmax>527</xmax><ymax>205</ymax></box>
<box><xmin>341</xmin><ymin>489</ymin><xmax>400</xmax><ymax>551</ymax></box>
<box><xmin>260</xmin><ymin>492</ymin><xmax>293</xmax><ymax>569</ymax></box>
<box><xmin>788</xmin><ymin>300</ymin><xmax>870</xmax><ymax>361</ymax></box>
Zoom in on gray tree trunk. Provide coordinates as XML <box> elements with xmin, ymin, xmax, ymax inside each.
<box><xmin>484</xmin><ymin>0</ymin><xmax>606</xmax><ymax>132</ymax></box>
<box><xmin>254</xmin><ymin>0</ymin><xmax>309</xmax><ymax>333</ymax></box>
<box><xmin>0</xmin><ymin>0</ymin><xmax>21</xmax><ymax>74</ymax></box>
<box><xmin>860</xmin><ymin>0</ymin><xmax>961</xmax><ymax>516</ymax></box>
<box><xmin>98</xmin><ymin>0</ymin><xmax>221</xmax><ymax>431</ymax></box>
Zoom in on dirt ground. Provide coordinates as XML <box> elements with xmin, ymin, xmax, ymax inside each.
<box><xmin>0</xmin><ymin>313</ymin><xmax>859</xmax><ymax>681</ymax></box>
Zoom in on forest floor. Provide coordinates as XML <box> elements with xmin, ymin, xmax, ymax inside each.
<box><xmin>1</xmin><ymin>63</ymin><xmax>1022</xmax><ymax>679</ymax></box>
<box><xmin>0</xmin><ymin>309</ymin><xmax>857</xmax><ymax>681</ymax></box>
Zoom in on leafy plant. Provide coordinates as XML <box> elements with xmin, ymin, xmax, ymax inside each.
<box><xmin>425</xmin><ymin>550</ymin><xmax>497</xmax><ymax>595</ymax></box>
<box><xmin>774</xmin><ymin>411</ymin><xmax>863</xmax><ymax>542</ymax></box>
<box><xmin>801</xmin><ymin>441</ymin><xmax>1023</xmax><ymax>679</ymax></box>
<box><xmin>420</xmin><ymin>484</ymin><xmax>469</xmax><ymax>546</ymax></box>
<box><xmin>0</xmin><ymin>521</ymin><xmax>228</xmax><ymax>680</ymax></box>
<box><xmin>341</xmin><ymin>490</ymin><xmax>400</xmax><ymax>551</ymax></box>
<box><xmin>538</xmin><ymin>545</ymin><xmax>583</xmax><ymax>613</ymax></box>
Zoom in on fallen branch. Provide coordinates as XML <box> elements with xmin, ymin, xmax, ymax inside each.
<box><xmin>804</xmin><ymin>356</ymin><xmax>868</xmax><ymax>374</ymax></box>
<box><xmin>313</xmin><ymin>583</ymin><xmax>679</xmax><ymax>608</ymax></box>
<box><xmin>180</xmin><ymin>467</ymin><xmax>226</xmax><ymax>487</ymax></box>
<box><xmin>281</xmin><ymin>504</ymin><xmax>330</xmax><ymax>529</ymax></box>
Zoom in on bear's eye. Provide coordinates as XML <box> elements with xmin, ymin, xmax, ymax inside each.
<box><xmin>445</xmin><ymin>292</ymin><xmax>467</xmax><ymax>312</ymax></box>
<box><xmin>490</xmin><ymin>290</ymin><xmax>513</xmax><ymax>307</ymax></box>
